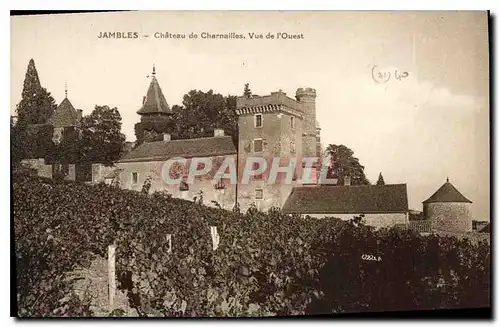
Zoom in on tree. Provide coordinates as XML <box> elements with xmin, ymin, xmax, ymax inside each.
<box><xmin>244</xmin><ymin>83</ymin><xmax>252</xmax><ymax>98</ymax></box>
<box><xmin>47</xmin><ymin>126</ymin><xmax>80</xmax><ymax>165</ymax></box>
<box><xmin>134</xmin><ymin>90</ymin><xmax>239</xmax><ymax>148</ymax></box>
<box><xmin>78</xmin><ymin>105</ymin><xmax>126</xmax><ymax>166</ymax></box>
<box><xmin>376</xmin><ymin>173</ymin><xmax>385</xmax><ymax>185</ymax></box>
<box><xmin>325</xmin><ymin>144</ymin><xmax>370</xmax><ymax>186</ymax></box>
<box><xmin>11</xmin><ymin>117</ymin><xmax>28</xmax><ymax>167</ymax></box>
<box><xmin>16</xmin><ymin>59</ymin><xmax>57</xmax><ymax>124</ymax></box>
<box><xmin>173</xmin><ymin>90</ymin><xmax>238</xmax><ymax>147</ymax></box>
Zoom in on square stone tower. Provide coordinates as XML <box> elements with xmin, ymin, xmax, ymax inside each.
<box><xmin>235</xmin><ymin>88</ymin><xmax>319</xmax><ymax>212</ymax></box>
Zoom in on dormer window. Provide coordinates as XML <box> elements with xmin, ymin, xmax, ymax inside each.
<box><xmin>254</xmin><ymin>114</ymin><xmax>263</xmax><ymax>128</ymax></box>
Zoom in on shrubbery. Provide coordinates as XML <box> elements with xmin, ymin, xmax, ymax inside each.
<box><xmin>13</xmin><ymin>172</ymin><xmax>490</xmax><ymax>317</ymax></box>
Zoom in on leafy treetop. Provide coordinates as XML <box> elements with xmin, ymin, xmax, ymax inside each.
<box><xmin>325</xmin><ymin>144</ymin><xmax>370</xmax><ymax>186</ymax></box>
<box><xmin>16</xmin><ymin>59</ymin><xmax>56</xmax><ymax>125</ymax></box>
<box><xmin>376</xmin><ymin>172</ymin><xmax>385</xmax><ymax>185</ymax></box>
<box><xmin>243</xmin><ymin>83</ymin><xmax>252</xmax><ymax>98</ymax></box>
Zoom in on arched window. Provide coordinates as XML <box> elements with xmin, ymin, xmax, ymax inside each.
<box><xmin>214</xmin><ymin>178</ymin><xmax>225</xmax><ymax>190</ymax></box>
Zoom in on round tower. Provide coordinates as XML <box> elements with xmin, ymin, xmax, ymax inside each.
<box><xmin>423</xmin><ymin>178</ymin><xmax>473</xmax><ymax>233</ymax></box>
<box><xmin>296</xmin><ymin>87</ymin><xmax>317</xmax><ymax>158</ymax></box>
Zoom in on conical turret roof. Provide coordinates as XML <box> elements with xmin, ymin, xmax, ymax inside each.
<box><xmin>137</xmin><ymin>66</ymin><xmax>171</xmax><ymax>115</ymax></box>
<box><xmin>49</xmin><ymin>97</ymin><xmax>78</xmax><ymax>127</ymax></box>
<box><xmin>423</xmin><ymin>178</ymin><xmax>472</xmax><ymax>204</ymax></box>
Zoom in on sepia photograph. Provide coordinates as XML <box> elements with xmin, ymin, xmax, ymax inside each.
<box><xmin>10</xmin><ymin>10</ymin><xmax>491</xmax><ymax>318</ymax></box>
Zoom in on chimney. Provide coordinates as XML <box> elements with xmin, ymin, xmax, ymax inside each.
<box><xmin>163</xmin><ymin>133</ymin><xmax>171</xmax><ymax>142</ymax></box>
<box><xmin>344</xmin><ymin>175</ymin><xmax>351</xmax><ymax>186</ymax></box>
<box><xmin>214</xmin><ymin>129</ymin><xmax>225</xmax><ymax>137</ymax></box>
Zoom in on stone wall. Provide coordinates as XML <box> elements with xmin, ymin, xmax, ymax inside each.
<box><xmin>424</xmin><ymin>202</ymin><xmax>473</xmax><ymax>233</ymax></box>
<box><xmin>296</xmin><ymin>88</ymin><xmax>317</xmax><ymax>158</ymax></box>
<box><xmin>92</xmin><ymin>164</ymin><xmax>118</xmax><ymax>184</ymax></box>
<box><xmin>115</xmin><ymin>155</ymin><xmax>237</xmax><ymax>211</ymax></box>
<box><xmin>21</xmin><ymin>158</ymin><xmax>53</xmax><ymax>178</ymax></box>
<box><xmin>304</xmin><ymin>212</ymin><xmax>409</xmax><ymax>229</ymax></box>
<box><xmin>69</xmin><ymin>256</ymin><xmax>136</xmax><ymax>317</ymax></box>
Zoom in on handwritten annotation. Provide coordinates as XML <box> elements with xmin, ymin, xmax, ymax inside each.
<box><xmin>371</xmin><ymin>65</ymin><xmax>409</xmax><ymax>84</ymax></box>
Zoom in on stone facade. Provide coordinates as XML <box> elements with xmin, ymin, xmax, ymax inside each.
<box><xmin>422</xmin><ymin>179</ymin><xmax>473</xmax><ymax>234</ymax></box>
<box><xmin>424</xmin><ymin>202</ymin><xmax>473</xmax><ymax>233</ymax></box>
<box><xmin>295</xmin><ymin>88</ymin><xmax>317</xmax><ymax>158</ymax></box>
<box><xmin>92</xmin><ymin>164</ymin><xmax>117</xmax><ymax>184</ymax></box>
<box><xmin>115</xmin><ymin>155</ymin><xmax>237</xmax><ymax>211</ymax></box>
<box><xmin>21</xmin><ymin>158</ymin><xmax>83</xmax><ymax>182</ymax></box>
<box><xmin>235</xmin><ymin>89</ymin><xmax>318</xmax><ymax>212</ymax></box>
<box><xmin>303</xmin><ymin>212</ymin><xmax>409</xmax><ymax>229</ymax></box>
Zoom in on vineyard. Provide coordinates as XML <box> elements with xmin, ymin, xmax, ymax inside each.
<box><xmin>13</xmin><ymin>171</ymin><xmax>490</xmax><ymax>317</ymax></box>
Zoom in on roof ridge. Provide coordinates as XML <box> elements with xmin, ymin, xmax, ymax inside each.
<box><xmin>293</xmin><ymin>183</ymin><xmax>406</xmax><ymax>189</ymax></box>
<box><xmin>143</xmin><ymin>135</ymin><xmax>232</xmax><ymax>145</ymax></box>
<box><xmin>283</xmin><ymin>183</ymin><xmax>409</xmax><ymax>214</ymax></box>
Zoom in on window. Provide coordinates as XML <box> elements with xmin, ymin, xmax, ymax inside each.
<box><xmin>179</xmin><ymin>181</ymin><xmax>189</xmax><ymax>191</ymax></box>
<box><xmin>132</xmin><ymin>172</ymin><xmax>138</xmax><ymax>184</ymax></box>
<box><xmin>255</xmin><ymin>189</ymin><xmax>263</xmax><ymax>200</ymax></box>
<box><xmin>290</xmin><ymin>141</ymin><xmax>296</xmax><ymax>154</ymax></box>
<box><xmin>290</xmin><ymin>116</ymin><xmax>295</xmax><ymax>129</ymax></box>
<box><xmin>252</xmin><ymin>162</ymin><xmax>263</xmax><ymax>180</ymax></box>
<box><xmin>253</xmin><ymin>139</ymin><xmax>263</xmax><ymax>153</ymax></box>
<box><xmin>254</xmin><ymin>114</ymin><xmax>263</xmax><ymax>128</ymax></box>
<box><xmin>214</xmin><ymin>178</ymin><xmax>226</xmax><ymax>190</ymax></box>
<box><xmin>62</xmin><ymin>164</ymin><xmax>69</xmax><ymax>176</ymax></box>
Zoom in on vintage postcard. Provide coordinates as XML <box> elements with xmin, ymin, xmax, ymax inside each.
<box><xmin>11</xmin><ymin>11</ymin><xmax>490</xmax><ymax>318</ymax></box>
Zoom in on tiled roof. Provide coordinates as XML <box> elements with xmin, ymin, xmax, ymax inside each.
<box><xmin>423</xmin><ymin>181</ymin><xmax>472</xmax><ymax>204</ymax></box>
<box><xmin>137</xmin><ymin>75</ymin><xmax>171</xmax><ymax>115</ymax></box>
<box><xmin>282</xmin><ymin>184</ymin><xmax>409</xmax><ymax>214</ymax></box>
<box><xmin>118</xmin><ymin>136</ymin><xmax>237</xmax><ymax>163</ymax></box>
<box><xmin>49</xmin><ymin>98</ymin><xmax>78</xmax><ymax>127</ymax></box>
<box><xmin>478</xmin><ymin>223</ymin><xmax>490</xmax><ymax>233</ymax></box>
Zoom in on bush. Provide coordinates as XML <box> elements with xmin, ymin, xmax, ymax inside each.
<box><xmin>13</xmin><ymin>172</ymin><xmax>491</xmax><ymax>317</ymax></box>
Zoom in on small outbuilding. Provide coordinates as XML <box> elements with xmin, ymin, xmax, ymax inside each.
<box><xmin>423</xmin><ymin>178</ymin><xmax>473</xmax><ymax>233</ymax></box>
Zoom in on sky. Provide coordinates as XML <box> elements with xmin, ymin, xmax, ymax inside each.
<box><xmin>10</xmin><ymin>11</ymin><xmax>490</xmax><ymax>220</ymax></box>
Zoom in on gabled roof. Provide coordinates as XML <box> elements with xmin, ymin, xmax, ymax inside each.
<box><xmin>49</xmin><ymin>97</ymin><xmax>79</xmax><ymax>127</ymax></box>
<box><xmin>282</xmin><ymin>184</ymin><xmax>409</xmax><ymax>214</ymax></box>
<box><xmin>137</xmin><ymin>73</ymin><xmax>171</xmax><ymax>115</ymax></box>
<box><xmin>423</xmin><ymin>180</ymin><xmax>472</xmax><ymax>204</ymax></box>
<box><xmin>118</xmin><ymin>136</ymin><xmax>237</xmax><ymax>163</ymax></box>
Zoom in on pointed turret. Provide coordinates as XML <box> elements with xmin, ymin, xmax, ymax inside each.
<box><xmin>137</xmin><ymin>65</ymin><xmax>171</xmax><ymax>115</ymax></box>
<box><xmin>423</xmin><ymin>177</ymin><xmax>473</xmax><ymax>233</ymax></box>
<box><xmin>49</xmin><ymin>83</ymin><xmax>79</xmax><ymax>128</ymax></box>
<box><xmin>423</xmin><ymin>178</ymin><xmax>472</xmax><ymax>204</ymax></box>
